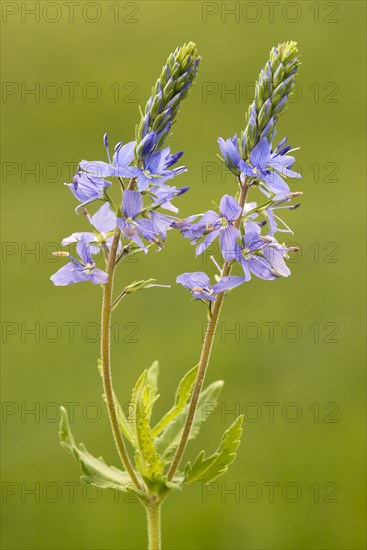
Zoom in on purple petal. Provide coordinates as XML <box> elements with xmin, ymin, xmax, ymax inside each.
<box><xmin>176</xmin><ymin>272</ymin><xmax>211</xmax><ymax>290</ymax></box>
<box><xmin>62</xmin><ymin>232</ymin><xmax>96</xmax><ymax>247</ymax></box>
<box><xmin>91</xmin><ymin>203</ymin><xmax>116</xmax><ymax>234</ymax></box>
<box><xmin>248</xmin><ymin>255</ymin><xmax>277</xmax><ymax>280</ymax></box>
<box><xmin>50</xmin><ymin>263</ymin><xmax>86</xmax><ymax>286</ymax></box>
<box><xmin>112</xmin><ymin>141</ymin><xmax>135</xmax><ymax>167</ymax></box>
<box><xmin>238</xmin><ymin>160</ymin><xmax>255</xmax><ymax>177</ymax></box>
<box><xmin>136</xmin><ymin>172</ymin><xmax>151</xmax><ymax>191</ymax></box>
<box><xmin>249</xmin><ymin>138</ymin><xmax>271</xmax><ymax>170</ymax></box>
<box><xmin>243</xmin><ymin>231</ymin><xmax>264</xmax><ymax>252</ymax></box>
<box><xmin>79</xmin><ymin>161</ymin><xmax>112</xmax><ymax>177</ymax></box>
<box><xmin>239</xmin><ymin>259</ymin><xmax>251</xmax><ymax>281</ymax></box>
<box><xmin>261</xmin><ymin>171</ymin><xmax>290</xmax><ymax>195</ymax></box>
<box><xmin>134</xmin><ymin>218</ymin><xmax>155</xmax><ymax>241</ymax></box>
<box><xmin>123</xmin><ymin>190</ymin><xmax>143</xmax><ymax>219</ymax></box>
<box><xmin>263</xmin><ymin>246</ymin><xmax>291</xmax><ymax>277</ymax></box>
<box><xmin>198</xmin><ymin>210</ymin><xmax>221</xmax><ymax>227</ymax></box>
<box><xmin>91</xmin><ymin>268</ymin><xmax>109</xmax><ymax>285</ymax></box>
<box><xmin>196</xmin><ymin>228</ymin><xmax>221</xmax><ymax>257</ymax></box>
<box><xmin>220</xmin><ymin>225</ymin><xmax>239</xmax><ymax>261</ymax></box>
<box><xmin>218</xmin><ymin>137</ymin><xmax>241</xmax><ymax>168</ymax></box>
<box><xmin>76</xmin><ymin>235</ymin><xmax>93</xmax><ymax>264</ymax></box>
<box><xmin>219</xmin><ymin>195</ymin><xmax>242</xmax><ymax>222</ymax></box>
<box><xmin>212</xmin><ymin>275</ymin><xmax>247</xmax><ymax>293</ymax></box>
<box><xmin>112</xmin><ymin>165</ymin><xmax>141</xmax><ymax>178</ymax></box>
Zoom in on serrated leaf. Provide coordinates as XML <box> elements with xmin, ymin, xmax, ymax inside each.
<box><xmin>59</xmin><ymin>407</ymin><xmax>137</xmax><ymax>494</ymax></box>
<box><xmin>129</xmin><ymin>370</ymin><xmax>164</xmax><ymax>480</ymax></box>
<box><xmin>155</xmin><ymin>380</ymin><xmax>224</xmax><ymax>462</ymax></box>
<box><xmin>184</xmin><ymin>415</ymin><xmax>243</xmax><ymax>484</ymax></box>
<box><xmin>97</xmin><ymin>359</ymin><xmax>134</xmax><ymax>446</ymax></box>
<box><xmin>152</xmin><ymin>364</ymin><xmax>198</xmax><ymax>437</ymax></box>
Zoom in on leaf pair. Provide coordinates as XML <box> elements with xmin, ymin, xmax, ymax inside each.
<box><xmin>59</xmin><ymin>360</ymin><xmax>243</xmax><ymax>497</ymax></box>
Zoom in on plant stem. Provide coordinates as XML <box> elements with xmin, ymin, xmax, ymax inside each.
<box><xmin>146</xmin><ymin>499</ymin><xmax>162</xmax><ymax>550</ymax></box>
<box><xmin>167</xmin><ymin>179</ymin><xmax>249</xmax><ymax>481</ymax></box>
<box><xmin>101</xmin><ymin>227</ymin><xmax>142</xmax><ymax>491</ymax></box>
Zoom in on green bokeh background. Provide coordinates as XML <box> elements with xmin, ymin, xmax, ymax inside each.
<box><xmin>1</xmin><ymin>1</ymin><xmax>366</xmax><ymax>549</ymax></box>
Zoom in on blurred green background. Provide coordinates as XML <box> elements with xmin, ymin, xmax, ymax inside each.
<box><xmin>1</xmin><ymin>1</ymin><xmax>366</xmax><ymax>549</ymax></box>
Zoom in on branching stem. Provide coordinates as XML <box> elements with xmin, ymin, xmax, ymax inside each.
<box><xmin>167</xmin><ymin>178</ymin><xmax>250</xmax><ymax>481</ymax></box>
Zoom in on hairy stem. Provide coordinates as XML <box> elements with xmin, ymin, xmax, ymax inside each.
<box><xmin>101</xmin><ymin>227</ymin><xmax>142</xmax><ymax>490</ymax></box>
<box><xmin>167</xmin><ymin>179</ymin><xmax>249</xmax><ymax>480</ymax></box>
<box><xmin>145</xmin><ymin>499</ymin><xmax>162</xmax><ymax>550</ymax></box>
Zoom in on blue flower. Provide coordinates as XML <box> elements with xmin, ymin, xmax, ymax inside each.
<box><xmin>62</xmin><ymin>203</ymin><xmax>117</xmax><ymax>253</ymax></box>
<box><xmin>218</xmin><ymin>134</ymin><xmax>241</xmax><ymax>174</ymax></box>
<box><xmin>130</xmin><ymin>146</ymin><xmax>187</xmax><ymax>192</ymax></box>
<box><xmin>116</xmin><ymin>190</ymin><xmax>155</xmax><ymax>253</ymax></box>
<box><xmin>80</xmin><ymin>133</ymin><xmax>136</xmax><ymax>178</ymax></box>
<box><xmin>232</xmin><ymin>222</ymin><xmax>290</xmax><ymax>280</ymax></box>
<box><xmin>176</xmin><ymin>271</ymin><xmax>247</xmax><ymax>301</ymax></box>
<box><xmin>151</xmin><ymin>183</ymin><xmax>189</xmax><ymax>213</ymax></box>
<box><xmin>65</xmin><ymin>170</ymin><xmax>111</xmax><ymax>211</ymax></box>
<box><xmin>150</xmin><ymin>211</ymin><xmax>176</xmax><ymax>242</ymax></box>
<box><xmin>50</xmin><ymin>235</ymin><xmax>108</xmax><ymax>286</ymax></box>
<box><xmin>239</xmin><ymin>137</ymin><xmax>301</xmax><ymax>198</ymax></box>
<box><xmin>181</xmin><ymin>195</ymin><xmax>242</xmax><ymax>260</ymax></box>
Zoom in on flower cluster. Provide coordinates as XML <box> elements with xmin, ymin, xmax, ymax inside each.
<box><xmin>51</xmin><ymin>133</ymin><xmax>190</xmax><ymax>285</ymax></box>
<box><xmin>51</xmin><ymin>40</ymin><xmax>302</xmax><ymax>310</ymax></box>
<box><xmin>176</xmin><ymin>41</ymin><xmax>302</xmax><ymax>304</ymax></box>
<box><xmin>175</xmin><ymin>151</ymin><xmax>301</xmax><ymax>301</ymax></box>
<box><xmin>51</xmin><ymin>42</ymin><xmax>201</xmax><ymax>287</ymax></box>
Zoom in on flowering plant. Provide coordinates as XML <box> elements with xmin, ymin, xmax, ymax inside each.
<box><xmin>52</xmin><ymin>41</ymin><xmax>302</xmax><ymax>549</ymax></box>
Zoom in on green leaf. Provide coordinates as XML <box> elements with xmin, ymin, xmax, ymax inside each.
<box><xmin>155</xmin><ymin>380</ymin><xmax>224</xmax><ymax>462</ymax></box>
<box><xmin>152</xmin><ymin>364</ymin><xmax>198</xmax><ymax>437</ymax></box>
<box><xmin>129</xmin><ymin>370</ymin><xmax>164</xmax><ymax>480</ymax></box>
<box><xmin>59</xmin><ymin>407</ymin><xmax>136</xmax><ymax>494</ymax></box>
<box><xmin>97</xmin><ymin>359</ymin><xmax>134</xmax><ymax>446</ymax></box>
<box><xmin>184</xmin><ymin>415</ymin><xmax>244</xmax><ymax>484</ymax></box>
<box><xmin>146</xmin><ymin>360</ymin><xmax>160</xmax><ymax>416</ymax></box>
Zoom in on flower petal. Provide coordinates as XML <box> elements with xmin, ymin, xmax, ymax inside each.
<box><xmin>50</xmin><ymin>263</ymin><xmax>86</xmax><ymax>286</ymax></box>
<box><xmin>122</xmin><ymin>190</ymin><xmax>143</xmax><ymax>219</ymax></box>
<box><xmin>79</xmin><ymin>161</ymin><xmax>112</xmax><ymax>177</ymax></box>
<box><xmin>220</xmin><ymin>225</ymin><xmax>239</xmax><ymax>261</ymax></box>
<box><xmin>238</xmin><ymin>160</ymin><xmax>255</xmax><ymax>177</ymax></box>
<box><xmin>249</xmin><ymin>138</ymin><xmax>271</xmax><ymax>170</ymax></box>
<box><xmin>248</xmin><ymin>255</ymin><xmax>277</xmax><ymax>280</ymax></box>
<box><xmin>112</xmin><ymin>141</ymin><xmax>135</xmax><ymax>167</ymax></box>
<box><xmin>219</xmin><ymin>195</ymin><xmax>242</xmax><ymax>221</ymax></box>
<box><xmin>212</xmin><ymin>275</ymin><xmax>247</xmax><ymax>293</ymax></box>
<box><xmin>196</xmin><ymin>228</ymin><xmax>221</xmax><ymax>257</ymax></box>
<box><xmin>261</xmin><ymin>171</ymin><xmax>290</xmax><ymax>195</ymax></box>
<box><xmin>176</xmin><ymin>271</ymin><xmax>211</xmax><ymax>290</ymax></box>
<box><xmin>91</xmin><ymin>203</ymin><xmax>116</xmax><ymax>234</ymax></box>
<box><xmin>91</xmin><ymin>268</ymin><xmax>109</xmax><ymax>285</ymax></box>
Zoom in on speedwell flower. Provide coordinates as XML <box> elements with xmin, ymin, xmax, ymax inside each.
<box><xmin>62</xmin><ymin>203</ymin><xmax>117</xmax><ymax>253</ymax></box>
<box><xmin>80</xmin><ymin>133</ymin><xmax>136</xmax><ymax>178</ymax></box>
<box><xmin>217</xmin><ymin>134</ymin><xmax>241</xmax><ymax>175</ymax></box>
<box><xmin>176</xmin><ymin>271</ymin><xmax>247</xmax><ymax>301</ymax></box>
<box><xmin>182</xmin><ymin>195</ymin><xmax>242</xmax><ymax>260</ymax></box>
<box><xmin>239</xmin><ymin>137</ymin><xmax>300</xmax><ymax>198</ymax></box>
<box><xmin>50</xmin><ymin>235</ymin><xmax>108</xmax><ymax>286</ymax></box>
<box><xmin>66</xmin><ymin>170</ymin><xmax>111</xmax><ymax>211</ymax></box>
<box><xmin>116</xmin><ymin>190</ymin><xmax>154</xmax><ymax>253</ymax></box>
<box><xmin>231</xmin><ymin>222</ymin><xmax>290</xmax><ymax>281</ymax></box>
<box><xmin>127</xmin><ymin>146</ymin><xmax>187</xmax><ymax>192</ymax></box>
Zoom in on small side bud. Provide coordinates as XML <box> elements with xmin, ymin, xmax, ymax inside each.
<box><xmin>124</xmin><ymin>278</ymin><xmax>157</xmax><ymax>295</ymax></box>
<box><xmin>53</xmin><ymin>251</ymin><xmax>70</xmax><ymax>257</ymax></box>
